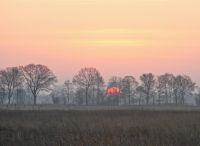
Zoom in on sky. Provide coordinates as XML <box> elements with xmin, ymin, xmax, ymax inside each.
<box><xmin>0</xmin><ymin>0</ymin><xmax>200</xmax><ymax>84</ymax></box>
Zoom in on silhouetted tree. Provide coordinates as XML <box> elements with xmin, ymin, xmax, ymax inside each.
<box><xmin>21</xmin><ymin>64</ymin><xmax>57</xmax><ymax>105</ymax></box>
<box><xmin>73</xmin><ymin>67</ymin><xmax>104</xmax><ymax>105</ymax></box>
<box><xmin>140</xmin><ymin>73</ymin><xmax>156</xmax><ymax>104</ymax></box>
<box><xmin>173</xmin><ymin>75</ymin><xmax>195</xmax><ymax>104</ymax></box>
<box><xmin>195</xmin><ymin>87</ymin><xmax>200</xmax><ymax>106</ymax></box>
<box><xmin>50</xmin><ymin>86</ymin><xmax>65</xmax><ymax>104</ymax></box>
<box><xmin>107</xmin><ymin>76</ymin><xmax>122</xmax><ymax>105</ymax></box>
<box><xmin>0</xmin><ymin>87</ymin><xmax>6</xmax><ymax>104</ymax></box>
<box><xmin>75</xmin><ymin>88</ymin><xmax>86</xmax><ymax>105</ymax></box>
<box><xmin>108</xmin><ymin>76</ymin><xmax>122</xmax><ymax>88</ymax></box>
<box><xmin>122</xmin><ymin>76</ymin><xmax>138</xmax><ymax>105</ymax></box>
<box><xmin>0</xmin><ymin>67</ymin><xmax>23</xmax><ymax>104</ymax></box>
<box><xmin>94</xmin><ymin>73</ymin><xmax>105</xmax><ymax>104</ymax></box>
<box><xmin>157</xmin><ymin>73</ymin><xmax>175</xmax><ymax>104</ymax></box>
<box><xmin>136</xmin><ymin>86</ymin><xmax>146</xmax><ymax>105</ymax></box>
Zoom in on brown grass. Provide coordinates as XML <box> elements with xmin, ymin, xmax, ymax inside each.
<box><xmin>0</xmin><ymin>110</ymin><xmax>200</xmax><ymax>146</ymax></box>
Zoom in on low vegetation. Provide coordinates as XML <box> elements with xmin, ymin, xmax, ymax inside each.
<box><xmin>0</xmin><ymin>110</ymin><xmax>200</xmax><ymax>146</ymax></box>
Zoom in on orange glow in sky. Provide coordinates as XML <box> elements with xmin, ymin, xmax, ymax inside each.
<box><xmin>0</xmin><ymin>0</ymin><xmax>200</xmax><ymax>83</ymax></box>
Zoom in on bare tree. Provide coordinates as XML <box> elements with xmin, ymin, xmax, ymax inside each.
<box><xmin>157</xmin><ymin>73</ymin><xmax>175</xmax><ymax>104</ymax></box>
<box><xmin>0</xmin><ymin>87</ymin><xmax>6</xmax><ymax>104</ymax></box>
<box><xmin>73</xmin><ymin>67</ymin><xmax>104</xmax><ymax>105</ymax></box>
<box><xmin>50</xmin><ymin>86</ymin><xmax>64</xmax><ymax>104</ymax></box>
<box><xmin>122</xmin><ymin>76</ymin><xmax>138</xmax><ymax>105</ymax></box>
<box><xmin>136</xmin><ymin>86</ymin><xmax>145</xmax><ymax>105</ymax></box>
<box><xmin>21</xmin><ymin>64</ymin><xmax>57</xmax><ymax>105</ymax></box>
<box><xmin>195</xmin><ymin>87</ymin><xmax>200</xmax><ymax>106</ymax></box>
<box><xmin>0</xmin><ymin>67</ymin><xmax>23</xmax><ymax>104</ymax></box>
<box><xmin>75</xmin><ymin>88</ymin><xmax>85</xmax><ymax>105</ymax></box>
<box><xmin>107</xmin><ymin>76</ymin><xmax>123</xmax><ymax>105</ymax></box>
<box><xmin>95</xmin><ymin>73</ymin><xmax>105</xmax><ymax>104</ymax></box>
<box><xmin>140</xmin><ymin>73</ymin><xmax>156</xmax><ymax>104</ymax></box>
<box><xmin>108</xmin><ymin>76</ymin><xmax>122</xmax><ymax>88</ymax></box>
<box><xmin>173</xmin><ymin>75</ymin><xmax>195</xmax><ymax>104</ymax></box>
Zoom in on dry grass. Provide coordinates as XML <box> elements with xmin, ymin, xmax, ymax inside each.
<box><xmin>0</xmin><ymin>110</ymin><xmax>200</xmax><ymax>146</ymax></box>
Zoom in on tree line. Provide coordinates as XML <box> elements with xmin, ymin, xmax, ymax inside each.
<box><xmin>0</xmin><ymin>64</ymin><xmax>200</xmax><ymax>106</ymax></box>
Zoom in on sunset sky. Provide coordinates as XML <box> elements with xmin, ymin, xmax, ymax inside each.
<box><xmin>0</xmin><ymin>0</ymin><xmax>200</xmax><ymax>84</ymax></box>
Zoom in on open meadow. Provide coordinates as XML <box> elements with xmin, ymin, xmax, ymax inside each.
<box><xmin>0</xmin><ymin>109</ymin><xmax>200</xmax><ymax>146</ymax></box>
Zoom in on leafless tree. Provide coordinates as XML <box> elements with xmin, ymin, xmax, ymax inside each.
<box><xmin>50</xmin><ymin>86</ymin><xmax>64</xmax><ymax>104</ymax></box>
<box><xmin>0</xmin><ymin>87</ymin><xmax>6</xmax><ymax>104</ymax></box>
<box><xmin>122</xmin><ymin>76</ymin><xmax>138</xmax><ymax>105</ymax></box>
<box><xmin>136</xmin><ymin>86</ymin><xmax>145</xmax><ymax>105</ymax></box>
<box><xmin>140</xmin><ymin>73</ymin><xmax>156</xmax><ymax>104</ymax></box>
<box><xmin>195</xmin><ymin>87</ymin><xmax>200</xmax><ymax>106</ymax></box>
<box><xmin>93</xmin><ymin>72</ymin><xmax>104</xmax><ymax>105</ymax></box>
<box><xmin>21</xmin><ymin>64</ymin><xmax>57</xmax><ymax>105</ymax></box>
<box><xmin>0</xmin><ymin>67</ymin><xmax>23</xmax><ymax>104</ymax></box>
<box><xmin>173</xmin><ymin>75</ymin><xmax>195</xmax><ymax>104</ymax></box>
<box><xmin>107</xmin><ymin>76</ymin><xmax>123</xmax><ymax>105</ymax></box>
<box><xmin>74</xmin><ymin>88</ymin><xmax>86</xmax><ymax>105</ymax></box>
<box><xmin>73</xmin><ymin>67</ymin><xmax>104</xmax><ymax>105</ymax></box>
<box><xmin>157</xmin><ymin>73</ymin><xmax>175</xmax><ymax>104</ymax></box>
<box><xmin>108</xmin><ymin>76</ymin><xmax>122</xmax><ymax>88</ymax></box>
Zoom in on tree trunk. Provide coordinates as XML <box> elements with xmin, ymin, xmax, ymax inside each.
<box><xmin>85</xmin><ymin>87</ymin><xmax>89</xmax><ymax>105</ymax></box>
<box><xmin>182</xmin><ymin>94</ymin><xmax>185</xmax><ymax>105</ymax></box>
<box><xmin>33</xmin><ymin>94</ymin><xmax>37</xmax><ymax>105</ymax></box>
<box><xmin>97</xmin><ymin>84</ymin><xmax>100</xmax><ymax>104</ymax></box>
<box><xmin>64</xmin><ymin>96</ymin><xmax>66</xmax><ymax>105</ymax></box>
<box><xmin>68</xmin><ymin>93</ymin><xmax>70</xmax><ymax>104</ymax></box>
<box><xmin>8</xmin><ymin>90</ymin><xmax>12</xmax><ymax>105</ymax></box>
<box><xmin>146</xmin><ymin>93</ymin><xmax>149</xmax><ymax>105</ymax></box>
<box><xmin>158</xmin><ymin>92</ymin><xmax>161</xmax><ymax>105</ymax></box>
<box><xmin>8</xmin><ymin>96</ymin><xmax>11</xmax><ymax>105</ymax></box>
<box><xmin>117</xmin><ymin>95</ymin><xmax>119</xmax><ymax>106</ymax></box>
<box><xmin>175</xmin><ymin>94</ymin><xmax>178</xmax><ymax>105</ymax></box>
<box><xmin>139</xmin><ymin>94</ymin><xmax>142</xmax><ymax>105</ymax></box>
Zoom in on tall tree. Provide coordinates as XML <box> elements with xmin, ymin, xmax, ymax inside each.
<box><xmin>195</xmin><ymin>87</ymin><xmax>200</xmax><ymax>106</ymax></box>
<box><xmin>94</xmin><ymin>72</ymin><xmax>104</xmax><ymax>104</ymax></box>
<box><xmin>136</xmin><ymin>86</ymin><xmax>145</xmax><ymax>105</ymax></box>
<box><xmin>0</xmin><ymin>87</ymin><xmax>6</xmax><ymax>104</ymax></box>
<box><xmin>122</xmin><ymin>76</ymin><xmax>138</xmax><ymax>105</ymax></box>
<box><xmin>73</xmin><ymin>67</ymin><xmax>104</xmax><ymax>105</ymax></box>
<box><xmin>107</xmin><ymin>76</ymin><xmax>123</xmax><ymax>105</ymax></box>
<box><xmin>157</xmin><ymin>73</ymin><xmax>175</xmax><ymax>104</ymax></box>
<box><xmin>173</xmin><ymin>75</ymin><xmax>195</xmax><ymax>104</ymax></box>
<box><xmin>0</xmin><ymin>67</ymin><xmax>23</xmax><ymax>104</ymax></box>
<box><xmin>140</xmin><ymin>73</ymin><xmax>156</xmax><ymax>104</ymax></box>
<box><xmin>21</xmin><ymin>64</ymin><xmax>57</xmax><ymax>105</ymax></box>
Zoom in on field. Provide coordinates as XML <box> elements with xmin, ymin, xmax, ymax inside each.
<box><xmin>0</xmin><ymin>109</ymin><xmax>200</xmax><ymax>146</ymax></box>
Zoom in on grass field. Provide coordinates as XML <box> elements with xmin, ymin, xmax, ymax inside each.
<box><xmin>0</xmin><ymin>110</ymin><xmax>200</xmax><ymax>146</ymax></box>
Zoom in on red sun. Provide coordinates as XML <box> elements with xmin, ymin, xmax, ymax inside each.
<box><xmin>107</xmin><ymin>87</ymin><xmax>122</xmax><ymax>96</ymax></box>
